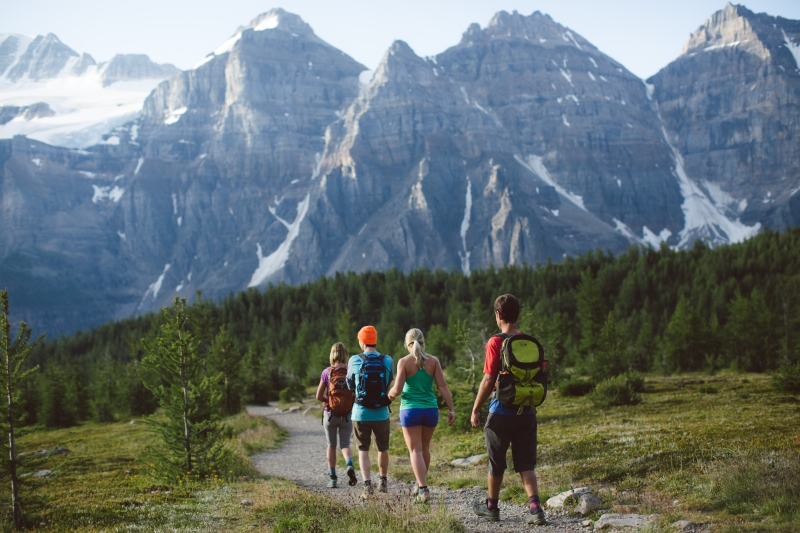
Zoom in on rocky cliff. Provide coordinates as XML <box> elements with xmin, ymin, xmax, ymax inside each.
<box><xmin>649</xmin><ymin>3</ymin><xmax>800</xmax><ymax>231</ymax></box>
<box><xmin>0</xmin><ymin>5</ymin><xmax>797</xmax><ymax>336</ymax></box>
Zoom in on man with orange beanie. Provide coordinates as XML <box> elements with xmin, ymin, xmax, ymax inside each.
<box><xmin>347</xmin><ymin>325</ymin><xmax>394</xmax><ymax>499</ymax></box>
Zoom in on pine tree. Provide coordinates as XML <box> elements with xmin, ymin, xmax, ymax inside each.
<box><xmin>724</xmin><ymin>290</ymin><xmax>780</xmax><ymax>372</ymax></box>
<box><xmin>662</xmin><ymin>295</ymin><xmax>708</xmax><ymax>372</ymax></box>
<box><xmin>140</xmin><ymin>297</ymin><xmax>227</xmax><ymax>477</ymax></box>
<box><xmin>38</xmin><ymin>364</ymin><xmax>78</xmax><ymax>428</ymax></box>
<box><xmin>577</xmin><ymin>268</ymin><xmax>605</xmax><ymax>357</ymax></box>
<box><xmin>209</xmin><ymin>325</ymin><xmax>244</xmax><ymax>415</ymax></box>
<box><xmin>593</xmin><ymin>312</ymin><xmax>628</xmax><ymax>380</ymax></box>
<box><xmin>1</xmin><ymin>290</ymin><xmax>42</xmax><ymax>529</ymax></box>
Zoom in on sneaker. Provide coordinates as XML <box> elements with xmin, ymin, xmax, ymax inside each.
<box><xmin>472</xmin><ymin>499</ymin><xmax>500</xmax><ymax>522</ymax></box>
<box><xmin>415</xmin><ymin>487</ymin><xmax>430</xmax><ymax>504</ymax></box>
<box><xmin>412</xmin><ymin>484</ymin><xmax>419</xmax><ymax>496</ymax></box>
<box><xmin>346</xmin><ymin>466</ymin><xmax>357</xmax><ymax>487</ymax></box>
<box><xmin>327</xmin><ymin>476</ymin><xmax>337</xmax><ymax>489</ymax></box>
<box><xmin>378</xmin><ymin>476</ymin><xmax>388</xmax><ymax>493</ymax></box>
<box><xmin>526</xmin><ymin>509</ymin><xmax>547</xmax><ymax>526</ymax></box>
<box><xmin>360</xmin><ymin>480</ymin><xmax>374</xmax><ymax>500</ymax></box>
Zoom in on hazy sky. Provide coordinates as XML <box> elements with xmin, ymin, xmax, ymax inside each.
<box><xmin>4</xmin><ymin>0</ymin><xmax>800</xmax><ymax>79</ymax></box>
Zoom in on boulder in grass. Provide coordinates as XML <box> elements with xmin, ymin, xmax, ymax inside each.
<box><xmin>450</xmin><ymin>454</ymin><xmax>486</xmax><ymax>467</ymax></box>
<box><xmin>546</xmin><ymin>487</ymin><xmax>591</xmax><ymax>509</ymax></box>
<box><xmin>671</xmin><ymin>520</ymin><xmax>695</xmax><ymax>532</ymax></box>
<box><xmin>241</xmin><ymin>499</ymin><xmax>254</xmax><ymax>506</ymax></box>
<box><xmin>594</xmin><ymin>513</ymin><xmax>661</xmax><ymax>530</ymax></box>
<box><xmin>32</xmin><ymin>470</ymin><xmax>54</xmax><ymax>478</ymax></box>
<box><xmin>575</xmin><ymin>493</ymin><xmax>602</xmax><ymax>516</ymax></box>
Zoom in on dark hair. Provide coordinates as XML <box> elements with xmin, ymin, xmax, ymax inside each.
<box><xmin>494</xmin><ymin>294</ymin><xmax>520</xmax><ymax>323</ymax></box>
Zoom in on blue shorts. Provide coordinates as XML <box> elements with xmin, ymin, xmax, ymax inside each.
<box><xmin>399</xmin><ymin>408</ymin><xmax>439</xmax><ymax>428</ymax></box>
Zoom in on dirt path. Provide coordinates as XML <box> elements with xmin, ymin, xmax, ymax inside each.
<box><xmin>248</xmin><ymin>406</ymin><xmax>585</xmax><ymax>532</ymax></box>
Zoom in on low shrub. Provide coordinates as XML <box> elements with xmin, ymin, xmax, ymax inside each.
<box><xmin>590</xmin><ymin>375</ymin><xmax>640</xmax><ymax>407</ymax></box>
<box><xmin>623</xmin><ymin>372</ymin><xmax>646</xmax><ymax>392</ymax></box>
<box><xmin>278</xmin><ymin>382</ymin><xmax>306</xmax><ymax>404</ymax></box>
<box><xmin>773</xmin><ymin>362</ymin><xmax>800</xmax><ymax>393</ymax></box>
<box><xmin>558</xmin><ymin>379</ymin><xmax>594</xmax><ymax>397</ymax></box>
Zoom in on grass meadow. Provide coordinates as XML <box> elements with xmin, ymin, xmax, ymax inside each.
<box><xmin>3</xmin><ymin>372</ymin><xmax>798</xmax><ymax>532</ymax></box>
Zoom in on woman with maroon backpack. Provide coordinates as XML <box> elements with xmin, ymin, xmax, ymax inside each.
<box><xmin>315</xmin><ymin>342</ymin><xmax>357</xmax><ymax>488</ymax></box>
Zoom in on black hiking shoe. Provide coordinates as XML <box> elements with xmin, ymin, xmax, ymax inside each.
<box><xmin>346</xmin><ymin>465</ymin><xmax>357</xmax><ymax>486</ymax></box>
<box><xmin>472</xmin><ymin>499</ymin><xmax>500</xmax><ymax>522</ymax></box>
<box><xmin>526</xmin><ymin>509</ymin><xmax>547</xmax><ymax>525</ymax></box>
<box><xmin>378</xmin><ymin>476</ymin><xmax>388</xmax><ymax>493</ymax></box>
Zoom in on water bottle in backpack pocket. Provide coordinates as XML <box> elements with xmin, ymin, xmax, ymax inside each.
<box><xmin>355</xmin><ymin>354</ymin><xmax>391</xmax><ymax>409</ymax></box>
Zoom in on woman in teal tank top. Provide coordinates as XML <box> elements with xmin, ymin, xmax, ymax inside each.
<box><xmin>388</xmin><ymin>328</ymin><xmax>455</xmax><ymax>503</ymax></box>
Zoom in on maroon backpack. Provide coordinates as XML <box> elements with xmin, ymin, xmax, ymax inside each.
<box><xmin>327</xmin><ymin>366</ymin><xmax>355</xmax><ymax>416</ymax></box>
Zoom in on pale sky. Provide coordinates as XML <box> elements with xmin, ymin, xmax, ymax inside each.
<box><xmin>4</xmin><ymin>0</ymin><xmax>800</xmax><ymax>80</ymax></box>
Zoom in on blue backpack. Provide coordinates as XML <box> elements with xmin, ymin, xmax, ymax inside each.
<box><xmin>355</xmin><ymin>354</ymin><xmax>390</xmax><ymax>408</ymax></box>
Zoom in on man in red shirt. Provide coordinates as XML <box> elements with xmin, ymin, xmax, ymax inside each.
<box><xmin>471</xmin><ymin>294</ymin><xmax>546</xmax><ymax>525</ymax></box>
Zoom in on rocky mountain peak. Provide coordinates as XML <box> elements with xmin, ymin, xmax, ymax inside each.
<box><xmin>99</xmin><ymin>54</ymin><xmax>180</xmax><ymax>86</ymax></box>
<box><xmin>245</xmin><ymin>8</ymin><xmax>318</xmax><ymax>39</ymax></box>
<box><xmin>459</xmin><ymin>9</ymin><xmax>593</xmax><ymax>52</ymax></box>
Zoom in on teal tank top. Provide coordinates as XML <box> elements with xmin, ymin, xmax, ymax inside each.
<box><xmin>400</xmin><ymin>367</ymin><xmax>439</xmax><ymax>410</ymax></box>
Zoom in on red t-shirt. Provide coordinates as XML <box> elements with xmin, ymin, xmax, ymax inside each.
<box><xmin>483</xmin><ymin>332</ymin><xmax>534</xmax><ymax>415</ymax></box>
<box><xmin>483</xmin><ymin>335</ymin><xmax>504</xmax><ymax>376</ymax></box>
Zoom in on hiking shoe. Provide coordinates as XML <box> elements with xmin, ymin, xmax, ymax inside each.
<box><xmin>378</xmin><ymin>476</ymin><xmax>388</xmax><ymax>493</ymax></box>
<box><xmin>346</xmin><ymin>466</ymin><xmax>357</xmax><ymax>487</ymax></box>
<box><xmin>526</xmin><ymin>509</ymin><xmax>547</xmax><ymax>526</ymax></box>
<box><xmin>412</xmin><ymin>484</ymin><xmax>419</xmax><ymax>496</ymax></box>
<box><xmin>415</xmin><ymin>487</ymin><xmax>430</xmax><ymax>504</ymax></box>
<box><xmin>472</xmin><ymin>499</ymin><xmax>500</xmax><ymax>522</ymax></box>
<box><xmin>327</xmin><ymin>476</ymin><xmax>337</xmax><ymax>488</ymax></box>
<box><xmin>360</xmin><ymin>481</ymin><xmax>374</xmax><ymax>500</ymax></box>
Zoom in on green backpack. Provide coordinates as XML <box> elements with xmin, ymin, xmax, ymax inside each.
<box><xmin>493</xmin><ymin>333</ymin><xmax>548</xmax><ymax>413</ymax></box>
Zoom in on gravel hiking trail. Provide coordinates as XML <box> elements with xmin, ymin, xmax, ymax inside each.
<box><xmin>248</xmin><ymin>406</ymin><xmax>585</xmax><ymax>532</ymax></box>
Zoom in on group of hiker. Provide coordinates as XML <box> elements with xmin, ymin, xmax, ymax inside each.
<box><xmin>315</xmin><ymin>293</ymin><xmax>548</xmax><ymax>526</ymax></box>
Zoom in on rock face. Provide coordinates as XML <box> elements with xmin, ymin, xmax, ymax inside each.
<box><xmin>0</xmin><ymin>6</ymin><xmax>798</xmax><ymax>336</ymax></box>
<box><xmin>649</xmin><ymin>2</ymin><xmax>800</xmax><ymax>234</ymax></box>
<box><xmin>99</xmin><ymin>54</ymin><xmax>180</xmax><ymax>86</ymax></box>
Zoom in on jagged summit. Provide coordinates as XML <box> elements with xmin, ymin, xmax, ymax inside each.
<box><xmin>680</xmin><ymin>3</ymin><xmax>800</xmax><ymax>69</ymax></box>
<box><xmin>196</xmin><ymin>8</ymin><xmax>332</xmax><ymax>67</ymax></box>
<box><xmin>457</xmin><ymin>9</ymin><xmax>594</xmax><ymax>53</ymax></box>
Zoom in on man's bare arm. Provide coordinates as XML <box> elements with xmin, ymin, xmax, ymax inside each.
<box><xmin>471</xmin><ymin>373</ymin><xmax>496</xmax><ymax>427</ymax></box>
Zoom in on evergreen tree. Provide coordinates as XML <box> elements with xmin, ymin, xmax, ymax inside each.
<box><xmin>140</xmin><ymin>297</ymin><xmax>227</xmax><ymax>477</ymax></box>
<box><xmin>209</xmin><ymin>325</ymin><xmax>244</xmax><ymax>415</ymax></box>
<box><xmin>593</xmin><ymin>312</ymin><xmax>629</xmax><ymax>380</ymax></box>
<box><xmin>577</xmin><ymin>268</ymin><xmax>605</xmax><ymax>357</ymax></box>
<box><xmin>91</xmin><ymin>350</ymin><xmax>117</xmax><ymax>422</ymax></box>
<box><xmin>1</xmin><ymin>290</ymin><xmax>42</xmax><ymax>529</ymax></box>
<box><xmin>662</xmin><ymin>295</ymin><xmax>708</xmax><ymax>372</ymax></box>
<box><xmin>38</xmin><ymin>364</ymin><xmax>78</xmax><ymax>428</ymax></box>
<box><xmin>724</xmin><ymin>290</ymin><xmax>780</xmax><ymax>372</ymax></box>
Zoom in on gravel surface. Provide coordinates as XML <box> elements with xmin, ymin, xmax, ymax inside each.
<box><xmin>248</xmin><ymin>406</ymin><xmax>586</xmax><ymax>532</ymax></box>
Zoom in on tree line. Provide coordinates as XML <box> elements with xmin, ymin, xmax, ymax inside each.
<box><xmin>18</xmin><ymin>227</ymin><xmax>800</xmax><ymax>428</ymax></box>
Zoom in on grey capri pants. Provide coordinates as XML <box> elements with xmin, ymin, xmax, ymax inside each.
<box><xmin>323</xmin><ymin>411</ymin><xmax>352</xmax><ymax>449</ymax></box>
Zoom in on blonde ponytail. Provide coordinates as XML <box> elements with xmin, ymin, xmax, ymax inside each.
<box><xmin>405</xmin><ymin>328</ymin><xmax>427</xmax><ymax>369</ymax></box>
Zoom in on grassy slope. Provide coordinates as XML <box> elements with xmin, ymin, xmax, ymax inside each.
<box><xmin>384</xmin><ymin>373</ymin><xmax>800</xmax><ymax>532</ymax></box>
<box><xmin>6</xmin><ymin>375</ymin><xmax>797</xmax><ymax>532</ymax></box>
<box><xmin>5</xmin><ymin>414</ymin><xmax>461</xmax><ymax>532</ymax></box>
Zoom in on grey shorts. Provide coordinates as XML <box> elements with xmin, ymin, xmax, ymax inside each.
<box><xmin>323</xmin><ymin>411</ymin><xmax>352</xmax><ymax>449</ymax></box>
<box><xmin>484</xmin><ymin>413</ymin><xmax>537</xmax><ymax>476</ymax></box>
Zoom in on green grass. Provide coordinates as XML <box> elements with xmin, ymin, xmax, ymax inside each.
<box><xmin>385</xmin><ymin>372</ymin><xmax>800</xmax><ymax>532</ymax></box>
<box><xmin>5</xmin><ymin>413</ymin><xmax>461</xmax><ymax>532</ymax></box>
<box><xmin>7</xmin><ymin>373</ymin><xmax>798</xmax><ymax>532</ymax></box>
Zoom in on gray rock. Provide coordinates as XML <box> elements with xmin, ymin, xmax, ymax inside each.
<box><xmin>671</xmin><ymin>520</ymin><xmax>694</xmax><ymax>532</ymax></box>
<box><xmin>286</xmin><ymin>406</ymin><xmax>302</xmax><ymax>413</ymax></box>
<box><xmin>593</xmin><ymin>513</ymin><xmax>660</xmax><ymax>530</ymax></box>
<box><xmin>546</xmin><ymin>487</ymin><xmax>591</xmax><ymax>509</ymax></box>
<box><xmin>241</xmin><ymin>499</ymin><xmax>254</xmax><ymax>506</ymax></box>
<box><xmin>31</xmin><ymin>470</ymin><xmax>54</xmax><ymax>478</ymax></box>
<box><xmin>582</xmin><ymin>519</ymin><xmax>593</xmax><ymax>528</ymax></box>
<box><xmin>575</xmin><ymin>493</ymin><xmax>602</xmax><ymax>516</ymax></box>
<box><xmin>450</xmin><ymin>454</ymin><xmax>486</xmax><ymax>467</ymax></box>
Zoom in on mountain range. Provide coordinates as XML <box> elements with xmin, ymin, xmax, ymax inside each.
<box><xmin>1</xmin><ymin>3</ymin><xmax>798</xmax><ymax>336</ymax></box>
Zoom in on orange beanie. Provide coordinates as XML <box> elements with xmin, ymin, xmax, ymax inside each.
<box><xmin>358</xmin><ymin>325</ymin><xmax>378</xmax><ymax>346</ymax></box>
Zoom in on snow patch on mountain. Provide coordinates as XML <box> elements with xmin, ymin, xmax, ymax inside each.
<box><xmin>139</xmin><ymin>264</ymin><xmax>171</xmax><ymax>309</ymax></box>
<box><xmin>458</xmin><ymin>177</ymin><xmax>472</xmax><ymax>276</ymax></box>
<box><xmin>782</xmin><ymin>29</ymin><xmax>800</xmax><ymax>69</ymax></box>
<box><xmin>248</xmin><ymin>194</ymin><xmax>310</xmax><ymax>287</ymax></box>
<box><xmin>515</xmin><ymin>154</ymin><xmax>585</xmax><ymax>211</ymax></box>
